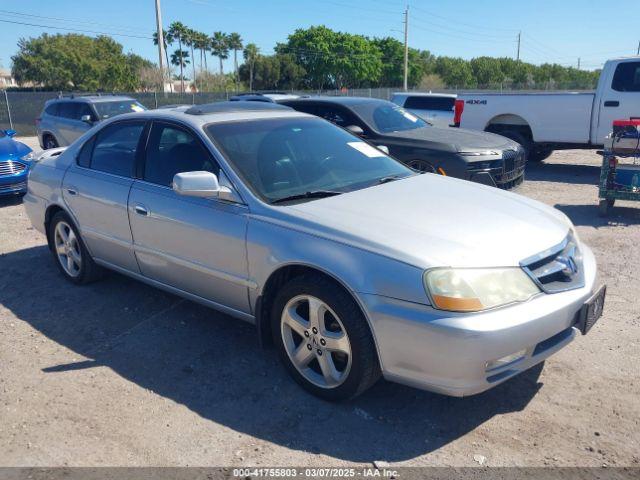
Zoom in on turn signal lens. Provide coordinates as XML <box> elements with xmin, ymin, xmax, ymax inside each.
<box><xmin>424</xmin><ymin>267</ymin><xmax>540</xmax><ymax>312</ymax></box>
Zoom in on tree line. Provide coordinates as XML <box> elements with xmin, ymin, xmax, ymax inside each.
<box><xmin>10</xmin><ymin>25</ymin><xmax>601</xmax><ymax>92</ymax></box>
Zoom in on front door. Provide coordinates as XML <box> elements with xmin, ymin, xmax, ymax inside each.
<box><xmin>128</xmin><ymin>121</ymin><xmax>251</xmax><ymax>314</ymax></box>
<box><xmin>596</xmin><ymin>60</ymin><xmax>640</xmax><ymax>145</ymax></box>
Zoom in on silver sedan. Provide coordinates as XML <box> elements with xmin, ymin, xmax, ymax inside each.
<box><xmin>24</xmin><ymin>102</ymin><xmax>605</xmax><ymax>400</ymax></box>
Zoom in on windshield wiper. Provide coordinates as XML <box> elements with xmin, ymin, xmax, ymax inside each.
<box><xmin>378</xmin><ymin>175</ymin><xmax>403</xmax><ymax>184</ymax></box>
<box><xmin>271</xmin><ymin>190</ymin><xmax>343</xmax><ymax>204</ymax></box>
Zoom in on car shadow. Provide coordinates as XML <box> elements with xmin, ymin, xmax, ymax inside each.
<box><xmin>0</xmin><ymin>245</ymin><xmax>543</xmax><ymax>463</ymax></box>
<box><xmin>555</xmin><ymin>203</ymin><xmax>640</xmax><ymax>227</ymax></box>
<box><xmin>0</xmin><ymin>195</ymin><xmax>24</xmax><ymax>208</ymax></box>
<box><xmin>526</xmin><ymin>160</ymin><xmax>601</xmax><ymax>185</ymax></box>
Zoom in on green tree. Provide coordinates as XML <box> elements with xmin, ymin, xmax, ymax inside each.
<box><xmin>11</xmin><ymin>33</ymin><xmax>145</xmax><ymax>90</ymax></box>
<box><xmin>470</xmin><ymin>57</ymin><xmax>503</xmax><ymax>87</ymax></box>
<box><xmin>243</xmin><ymin>43</ymin><xmax>259</xmax><ymax>91</ymax></box>
<box><xmin>152</xmin><ymin>31</ymin><xmax>171</xmax><ymax>84</ymax></box>
<box><xmin>211</xmin><ymin>31</ymin><xmax>229</xmax><ymax>75</ymax></box>
<box><xmin>170</xmin><ymin>49</ymin><xmax>190</xmax><ymax>88</ymax></box>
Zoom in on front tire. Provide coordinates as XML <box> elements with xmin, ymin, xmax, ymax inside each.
<box><xmin>272</xmin><ymin>275</ymin><xmax>380</xmax><ymax>401</ymax></box>
<box><xmin>48</xmin><ymin>211</ymin><xmax>103</xmax><ymax>284</ymax></box>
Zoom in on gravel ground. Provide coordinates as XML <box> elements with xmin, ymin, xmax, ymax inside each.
<box><xmin>1</xmin><ymin>139</ymin><xmax>639</xmax><ymax>468</ymax></box>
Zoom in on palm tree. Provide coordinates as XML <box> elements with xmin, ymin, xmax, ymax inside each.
<box><xmin>243</xmin><ymin>43</ymin><xmax>259</xmax><ymax>91</ymax></box>
<box><xmin>184</xmin><ymin>28</ymin><xmax>198</xmax><ymax>91</ymax></box>
<box><xmin>170</xmin><ymin>49</ymin><xmax>190</xmax><ymax>91</ymax></box>
<box><xmin>167</xmin><ymin>22</ymin><xmax>188</xmax><ymax>93</ymax></box>
<box><xmin>194</xmin><ymin>31</ymin><xmax>210</xmax><ymax>73</ymax></box>
<box><xmin>152</xmin><ymin>31</ymin><xmax>172</xmax><ymax>89</ymax></box>
<box><xmin>227</xmin><ymin>32</ymin><xmax>243</xmax><ymax>88</ymax></box>
<box><xmin>210</xmin><ymin>31</ymin><xmax>229</xmax><ymax>75</ymax></box>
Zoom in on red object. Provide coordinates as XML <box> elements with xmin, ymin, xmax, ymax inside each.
<box><xmin>453</xmin><ymin>99</ymin><xmax>464</xmax><ymax>127</ymax></box>
<box><xmin>612</xmin><ymin>119</ymin><xmax>640</xmax><ymax>127</ymax></box>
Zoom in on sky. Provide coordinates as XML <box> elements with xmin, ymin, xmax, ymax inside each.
<box><xmin>0</xmin><ymin>0</ymin><xmax>638</xmax><ymax>73</ymax></box>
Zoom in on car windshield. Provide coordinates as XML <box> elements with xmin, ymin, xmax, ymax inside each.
<box><xmin>206</xmin><ymin>117</ymin><xmax>414</xmax><ymax>203</ymax></box>
<box><xmin>93</xmin><ymin>100</ymin><xmax>146</xmax><ymax>119</ymax></box>
<box><xmin>353</xmin><ymin>102</ymin><xmax>428</xmax><ymax>133</ymax></box>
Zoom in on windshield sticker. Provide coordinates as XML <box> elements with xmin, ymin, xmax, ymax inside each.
<box><xmin>348</xmin><ymin>141</ymin><xmax>386</xmax><ymax>158</ymax></box>
<box><xmin>131</xmin><ymin>104</ymin><xmax>144</xmax><ymax>112</ymax></box>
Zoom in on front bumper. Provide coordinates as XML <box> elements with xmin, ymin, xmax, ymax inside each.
<box><xmin>360</xmin><ymin>245</ymin><xmax>599</xmax><ymax>397</ymax></box>
<box><xmin>0</xmin><ymin>168</ymin><xmax>29</xmax><ymax>196</ymax></box>
<box><xmin>466</xmin><ymin>148</ymin><xmax>526</xmax><ymax>190</ymax></box>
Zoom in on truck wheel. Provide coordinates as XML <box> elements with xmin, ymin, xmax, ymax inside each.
<box><xmin>529</xmin><ymin>149</ymin><xmax>553</xmax><ymax>163</ymax></box>
<box><xmin>499</xmin><ymin>130</ymin><xmax>531</xmax><ymax>161</ymax></box>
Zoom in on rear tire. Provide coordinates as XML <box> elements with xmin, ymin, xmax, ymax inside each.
<box><xmin>528</xmin><ymin>148</ymin><xmax>553</xmax><ymax>163</ymax></box>
<box><xmin>43</xmin><ymin>135</ymin><xmax>59</xmax><ymax>150</ymax></box>
<box><xmin>271</xmin><ymin>274</ymin><xmax>380</xmax><ymax>401</ymax></box>
<box><xmin>48</xmin><ymin>211</ymin><xmax>104</xmax><ymax>284</ymax></box>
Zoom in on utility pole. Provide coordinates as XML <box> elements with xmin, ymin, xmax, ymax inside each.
<box><xmin>578</xmin><ymin>57</ymin><xmax>581</xmax><ymax>70</ymax></box>
<box><xmin>637</xmin><ymin>40</ymin><xmax>640</xmax><ymax>55</ymax></box>
<box><xmin>403</xmin><ymin>5</ymin><xmax>409</xmax><ymax>91</ymax></box>
<box><xmin>516</xmin><ymin>31</ymin><xmax>521</xmax><ymax>61</ymax></box>
<box><xmin>154</xmin><ymin>0</ymin><xmax>166</xmax><ymax>93</ymax></box>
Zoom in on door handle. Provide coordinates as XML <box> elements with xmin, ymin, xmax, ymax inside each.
<box><xmin>134</xmin><ymin>205</ymin><xmax>149</xmax><ymax>216</ymax></box>
<box><xmin>66</xmin><ymin>187</ymin><xmax>78</xmax><ymax>196</ymax></box>
<box><xmin>604</xmin><ymin>100</ymin><xmax>620</xmax><ymax>107</ymax></box>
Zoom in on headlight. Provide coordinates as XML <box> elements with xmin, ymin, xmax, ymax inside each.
<box><xmin>458</xmin><ymin>150</ymin><xmax>500</xmax><ymax>156</ymax></box>
<box><xmin>20</xmin><ymin>151</ymin><xmax>36</xmax><ymax>162</ymax></box>
<box><xmin>423</xmin><ymin>267</ymin><xmax>540</xmax><ymax>312</ymax></box>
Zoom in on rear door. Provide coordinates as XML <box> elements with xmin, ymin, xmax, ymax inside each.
<box><xmin>128</xmin><ymin>120</ymin><xmax>251</xmax><ymax>313</ymax></box>
<box><xmin>62</xmin><ymin>120</ymin><xmax>147</xmax><ymax>272</ymax></box>
<box><xmin>595</xmin><ymin>60</ymin><xmax>640</xmax><ymax>144</ymax></box>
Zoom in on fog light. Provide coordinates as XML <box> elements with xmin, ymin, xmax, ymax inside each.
<box><xmin>485</xmin><ymin>349</ymin><xmax>527</xmax><ymax>371</ymax></box>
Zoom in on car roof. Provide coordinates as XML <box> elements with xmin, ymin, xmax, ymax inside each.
<box><xmin>100</xmin><ymin>101</ymin><xmax>309</xmax><ymax>128</ymax></box>
<box><xmin>282</xmin><ymin>96</ymin><xmax>390</xmax><ymax>107</ymax></box>
<box><xmin>392</xmin><ymin>92</ymin><xmax>457</xmax><ymax>98</ymax></box>
<box><xmin>49</xmin><ymin>95</ymin><xmax>137</xmax><ymax>104</ymax></box>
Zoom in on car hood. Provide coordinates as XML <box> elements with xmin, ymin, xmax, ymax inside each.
<box><xmin>382</xmin><ymin>126</ymin><xmax>517</xmax><ymax>152</ymax></box>
<box><xmin>0</xmin><ymin>137</ymin><xmax>32</xmax><ymax>161</ymax></box>
<box><xmin>280</xmin><ymin>174</ymin><xmax>571</xmax><ymax>268</ymax></box>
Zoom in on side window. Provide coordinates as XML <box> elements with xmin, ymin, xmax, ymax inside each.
<box><xmin>90</xmin><ymin>122</ymin><xmax>145</xmax><ymax>177</ymax></box>
<box><xmin>45</xmin><ymin>103</ymin><xmax>59</xmax><ymax>116</ymax></box>
<box><xmin>57</xmin><ymin>102</ymin><xmax>76</xmax><ymax>119</ymax></box>
<box><xmin>144</xmin><ymin>123</ymin><xmax>219</xmax><ymax>187</ymax></box>
<box><xmin>611</xmin><ymin>62</ymin><xmax>640</xmax><ymax>92</ymax></box>
<box><xmin>77</xmin><ymin>136</ymin><xmax>96</xmax><ymax>168</ymax></box>
<box><xmin>77</xmin><ymin>103</ymin><xmax>96</xmax><ymax>121</ymax></box>
<box><xmin>315</xmin><ymin>105</ymin><xmax>361</xmax><ymax>128</ymax></box>
<box><xmin>404</xmin><ymin>96</ymin><xmax>455</xmax><ymax>111</ymax></box>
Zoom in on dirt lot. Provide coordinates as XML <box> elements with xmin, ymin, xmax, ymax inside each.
<box><xmin>1</xmin><ymin>140</ymin><xmax>639</xmax><ymax>467</ymax></box>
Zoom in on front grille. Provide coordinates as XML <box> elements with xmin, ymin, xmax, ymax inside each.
<box><xmin>520</xmin><ymin>233</ymin><xmax>585</xmax><ymax>293</ymax></box>
<box><xmin>0</xmin><ymin>160</ymin><xmax>27</xmax><ymax>177</ymax></box>
<box><xmin>496</xmin><ymin>148</ymin><xmax>526</xmax><ymax>186</ymax></box>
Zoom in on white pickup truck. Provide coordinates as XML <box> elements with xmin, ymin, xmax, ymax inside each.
<box><xmin>456</xmin><ymin>57</ymin><xmax>640</xmax><ymax>161</ymax></box>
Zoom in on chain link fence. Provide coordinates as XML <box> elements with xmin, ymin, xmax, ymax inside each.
<box><xmin>1</xmin><ymin>85</ymin><xmax>594</xmax><ymax>137</ymax></box>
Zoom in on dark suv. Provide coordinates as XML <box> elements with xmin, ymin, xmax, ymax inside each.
<box><xmin>37</xmin><ymin>95</ymin><xmax>146</xmax><ymax>149</ymax></box>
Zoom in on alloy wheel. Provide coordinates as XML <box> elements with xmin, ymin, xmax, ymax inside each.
<box><xmin>54</xmin><ymin>221</ymin><xmax>82</xmax><ymax>277</ymax></box>
<box><xmin>281</xmin><ymin>295</ymin><xmax>352</xmax><ymax>389</ymax></box>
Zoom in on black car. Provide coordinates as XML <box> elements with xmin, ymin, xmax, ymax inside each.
<box><xmin>279</xmin><ymin>97</ymin><xmax>525</xmax><ymax>189</ymax></box>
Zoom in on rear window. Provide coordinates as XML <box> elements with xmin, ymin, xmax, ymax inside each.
<box><xmin>611</xmin><ymin>62</ymin><xmax>640</xmax><ymax>92</ymax></box>
<box><xmin>44</xmin><ymin>103</ymin><xmax>59</xmax><ymax>116</ymax></box>
<box><xmin>404</xmin><ymin>96</ymin><xmax>455</xmax><ymax>111</ymax></box>
<box><xmin>93</xmin><ymin>100</ymin><xmax>146</xmax><ymax>119</ymax></box>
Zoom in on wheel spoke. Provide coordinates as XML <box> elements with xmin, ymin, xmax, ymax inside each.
<box><xmin>68</xmin><ymin>248</ymin><xmax>82</xmax><ymax>266</ymax></box>
<box><xmin>307</xmin><ymin>297</ymin><xmax>324</xmax><ymax>330</ymax></box>
<box><xmin>56</xmin><ymin>224</ymin><xmax>69</xmax><ymax>242</ymax></box>
<box><xmin>283</xmin><ymin>307</ymin><xmax>308</xmax><ymax>337</ymax></box>
<box><xmin>322</xmin><ymin>332</ymin><xmax>350</xmax><ymax>355</ymax></box>
<box><xmin>67</xmin><ymin>229</ymin><xmax>77</xmax><ymax>245</ymax></box>
<box><xmin>66</xmin><ymin>255</ymin><xmax>75</xmax><ymax>272</ymax></box>
<box><xmin>292</xmin><ymin>343</ymin><xmax>314</xmax><ymax>368</ymax></box>
<box><xmin>317</xmin><ymin>353</ymin><xmax>341</xmax><ymax>386</ymax></box>
<box><xmin>56</xmin><ymin>244</ymin><xmax>66</xmax><ymax>255</ymax></box>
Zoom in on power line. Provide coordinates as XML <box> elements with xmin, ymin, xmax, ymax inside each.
<box><xmin>0</xmin><ymin>18</ymin><xmax>153</xmax><ymax>40</ymax></box>
<box><xmin>0</xmin><ymin>9</ymin><xmax>154</xmax><ymax>35</ymax></box>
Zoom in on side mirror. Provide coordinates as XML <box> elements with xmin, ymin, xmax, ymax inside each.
<box><xmin>346</xmin><ymin>125</ymin><xmax>364</xmax><ymax>136</ymax></box>
<box><xmin>377</xmin><ymin>145</ymin><xmax>390</xmax><ymax>155</ymax></box>
<box><xmin>5</xmin><ymin>129</ymin><xmax>17</xmax><ymax>137</ymax></box>
<box><xmin>172</xmin><ymin>171</ymin><xmax>237</xmax><ymax>202</ymax></box>
<box><xmin>80</xmin><ymin>115</ymin><xmax>93</xmax><ymax>124</ymax></box>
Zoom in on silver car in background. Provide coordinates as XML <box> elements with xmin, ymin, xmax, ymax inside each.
<box><xmin>391</xmin><ymin>92</ymin><xmax>458</xmax><ymax>128</ymax></box>
<box><xmin>24</xmin><ymin>101</ymin><xmax>605</xmax><ymax>400</ymax></box>
<box><xmin>36</xmin><ymin>95</ymin><xmax>146</xmax><ymax>149</ymax></box>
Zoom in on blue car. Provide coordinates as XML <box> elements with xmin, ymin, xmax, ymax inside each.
<box><xmin>0</xmin><ymin>129</ymin><xmax>34</xmax><ymax>197</ymax></box>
